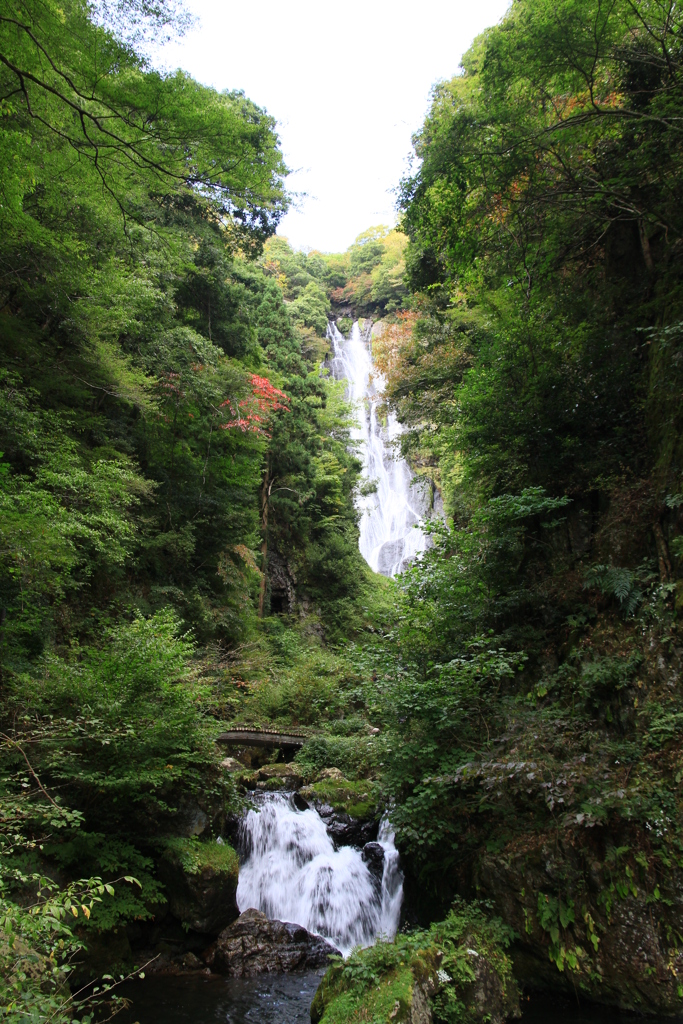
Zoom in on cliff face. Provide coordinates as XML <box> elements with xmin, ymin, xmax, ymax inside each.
<box><xmin>387</xmin><ymin>487</ymin><xmax>683</xmax><ymax>1016</ymax></box>
<box><xmin>478</xmin><ymin>833</ymin><xmax>683</xmax><ymax>1014</ymax></box>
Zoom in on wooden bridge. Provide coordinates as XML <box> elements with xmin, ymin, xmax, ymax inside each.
<box><xmin>215</xmin><ymin>727</ymin><xmax>309</xmax><ymax>749</ymax></box>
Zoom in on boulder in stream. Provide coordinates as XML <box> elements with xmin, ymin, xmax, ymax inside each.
<box><xmin>210</xmin><ymin>908</ymin><xmax>339</xmax><ymax>976</ymax></box>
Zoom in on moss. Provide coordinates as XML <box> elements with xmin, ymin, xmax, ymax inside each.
<box><xmin>301</xmin><ymin>778</ymin><xmax>379</xmax><ymax>818</ymax></box>
<box><xmin>315</xmin><ymin>965</ymin><xmax>414</xmax><ymax>1023</ymax></box>
<box><xmin>163</xmin><ymin>837</ymin><xmax>238</xmax><ymax>881</ymax></box>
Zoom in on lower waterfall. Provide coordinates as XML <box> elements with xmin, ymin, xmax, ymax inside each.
<box><xmin>236</xmin><ymin>792</ymin><xmax>403</xmax><ymax>956</ymax></box>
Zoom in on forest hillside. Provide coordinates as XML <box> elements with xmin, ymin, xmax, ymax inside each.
<box><xmin>2</xmin><ymin>1</ymin><xmax>683</xmax><ymax>1022</ymax></box>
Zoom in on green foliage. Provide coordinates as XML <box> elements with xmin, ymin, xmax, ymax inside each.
<box><xmin>289</xmin><ymin>281</ymin><xmax>331</xmax><ymax>336</ymax></box>
<box><xmin>351</xmin><ymin>0</ymin><xmax>683</xmax><ymax>916</ymax></box>
<box><xmin>0</xmin><ymin>874</ymin><xmax>134</xmax><ymax>1024</ymax></box>
<box><xmin>162</xmin><ymin>836</ymin><xmax>238</xmax><ymax>879</ymax></box>
<box><xmin>0</xmin><ymin>784</ymin><xmax>141</xmax><ymax>1024</ymax></box>
<box><xmin>0</xmin><ymin>0</ymin><xmax>288</xmax><ymax>245</ymax></box>
<box><xmin>536</xmin><ymin>892</ymin><xmax>583</xmax><ymax>972</ymax></box>
<box><xmin>2</xmin><ymin>0</ymin><xmax>683</xmax><ymax>1008</ymax></box>
<box><xmin>0</xmin><ymin>609</ymin><xmax>228</xmax><ymax>1005</ymax></box>
<box><xmin>5</xmin><ymin>610</ymin><xmax>207</xmax><ymax>807</ymax></box>
<box><xmin>43</xmin><ymin>833</ymin><xmax>163</xmax><ymax>931</ymax></box>
<box><xmin>325</xmin><ymin>227</ymin><xmax>409</xmax><ymax>316</ymax></box>
<box><xmin>294</xmin><ymin>736</ymin><xmax>380</xmax><ymax>781</ymax></box>
<box><xmin>395</xmin><ymin>0</ymin><xmax>683</xmax><ymax>497</ymax></box>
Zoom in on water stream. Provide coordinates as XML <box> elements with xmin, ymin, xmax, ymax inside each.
<box><xmin>236</xmin><ymin>792</ymin><xmax>403</xmax><ymax>956</ymax></box>
<box><xmin>327</xmin><ymin>320</ymin><xmax>431</xmax><ymax>577</ymax></box>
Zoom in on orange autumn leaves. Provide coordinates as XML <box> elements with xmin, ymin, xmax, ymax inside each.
<box><xmin>219</xmin><ymin>373</ymin><xmax>290</xmax><ymax>436</ymax></box>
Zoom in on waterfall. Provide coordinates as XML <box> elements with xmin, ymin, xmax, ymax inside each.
<box><xmin>236</xmin><ymin>792</ymin><xmax>403</xmax><ymax>956</ymax></box>
<box><xmin>327</xmin><ymin>320</ymin><xmax>429</xmax><ymax>577</ymax></box>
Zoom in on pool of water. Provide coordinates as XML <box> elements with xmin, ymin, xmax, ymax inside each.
<box><xmin>115</xmin><ymin>975</ymin><xmax>678</xmax><ymax>1024</ymax></box>
<box><xmin>520</xmin><ymin>992</ymin><xmax>677</xmax><ymax>1024</ymax></box>
<box><xmin>116</xmin><ymin>971</ymin><xmax>324</xmax><ymax>1024</ymax></box>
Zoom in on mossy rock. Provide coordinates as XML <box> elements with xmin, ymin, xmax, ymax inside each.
<box><xmin>158</xmin><ymin>838</ymin><xmax>239</xmax><ymax>935</ymax></box>
<box><xmin>300</xmin><ymin>778</ymin><xmax>378</xmax><ymax>820</ymax></box>
<box><xmin>311</xmin><ymin>903</ymin><xmax>519</xmax><ymax>1024</ymax></box>
<box><xmin>243</xmin><ymin>763</ymin><xmax>305</xmax><ymax>791</ymax></box>
<box><xmin>1</xmin><ymin>932</ymin><xmax>75</xmax><ymax>1009</ymax></box>
<box><xmin>312</xmin><ymin>964</ymin><xmax>417</xmax><ymax>1023</ymax></box>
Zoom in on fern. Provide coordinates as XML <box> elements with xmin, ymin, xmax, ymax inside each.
<box><xmin>583</xmin><ymin>563</ymin><xmax>653</xmax><ymax>617</ymax></box>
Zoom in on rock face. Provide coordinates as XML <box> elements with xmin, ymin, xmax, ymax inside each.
<box><xmin>158</xmin><ymin>839</ymin><xmax>239</xmax><ymax>935</ymax></box>
<box><xmin>477</xmin><ymin>834</ymin><xmax>683</xmax><ymax>1015</ymax></box>
<box><xmin>210</xmin><ymin>908</ymin><xmax>338</xmax><ymax>976</ymax></box>
<box><xmin>362</xmin><ymin>840</ymin><xmax>385</xmax><ymax>870</ymax></box>
<box><xmin>267</xmin><ymin>550</ymin><xmax>296</xmax><ymax>613</ymax></box>
<box><xmin>406</xmin><ymin>982</ymin><xmax>432</xmax><ymax>1024</ymax></box>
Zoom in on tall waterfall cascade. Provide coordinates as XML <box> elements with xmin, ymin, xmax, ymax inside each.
<box><xmin>327</xmin><ymin>320</ymin><xmax>432</xmax><ymax>577</ymax></box>
<box><xmin>236</xmin><ymin>792</ymin><xmax>403</xmax><ymax>956</ymax></box>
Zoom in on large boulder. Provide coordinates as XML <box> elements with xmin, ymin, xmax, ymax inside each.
<box><xmin>210</xmin><ymin>908</ymin><xmax>338</xmax><ymax>976</ymax></box>
<box><xmin>158</xmin><ymin>838</ymin><xmax>239</xmax><ymax>935</ymax></box>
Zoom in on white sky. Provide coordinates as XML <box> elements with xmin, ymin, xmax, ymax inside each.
<box><xmin>158</xmin><ymin>0</ymin><xmax>511</xmax><ymax>253</ymax></box>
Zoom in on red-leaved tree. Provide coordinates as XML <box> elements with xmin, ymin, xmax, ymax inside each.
<box><xmin>219</xmin><ymin>374</ymin><xmax>290</xmax><ymax>436</ymax></box>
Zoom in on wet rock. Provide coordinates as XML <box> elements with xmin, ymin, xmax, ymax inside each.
<box><xmin>478</xmin><ymin>836</ymin><xmax>683</xmax><ymax>1015</ymax></box>
<box><xmin>361</xmin><ymin>843</ymin><xmax>385</xmax><ymax>899</ymax></box>
<box><xmin>313</xmin><ymin>802</ymin><xmax>377</xmax><ymax>846</ymax></box>
<box><xmin>220</xmin><ymin>757</ymin><xmax>244</xmax><ymax>772</ymax></box>
<box><xmin>212</xmin><ymin>908</ymin><xmax>338</xmax><ymax>976</ymax></box>
<box><xmin>362</xmin><ymin>841</ymin><xmax>385</xmax><ymax>888</ymax></box>
<box><xmin>158</xmin><ymin>839</ymin><xmax>239</xmax><ymax>935</ymax></box>
<box><xmin>292</xmin><ymin>791</ymin><xmax>309</xmax><ymax>811</ymax></box>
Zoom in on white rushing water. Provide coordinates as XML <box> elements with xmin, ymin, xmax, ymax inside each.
<box><xmin>236</xmin><ymin>792</ymin><xmax>403</xmax><ymax>956</ymax></box>
<box><xmin>327</xmin><ymin>320</ymin><xmax>430</xmax><ymax>577</ymax></box>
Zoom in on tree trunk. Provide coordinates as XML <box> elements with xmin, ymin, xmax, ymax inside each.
<box><xmin>653</xmin><ymin>520</ymin><xmax>672</xmax><ymax>582</ymax></box>
<box><xmin>258</xmin><ymin>466</ymin><xmax>270</xmax><ymax>618</ymax></box>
